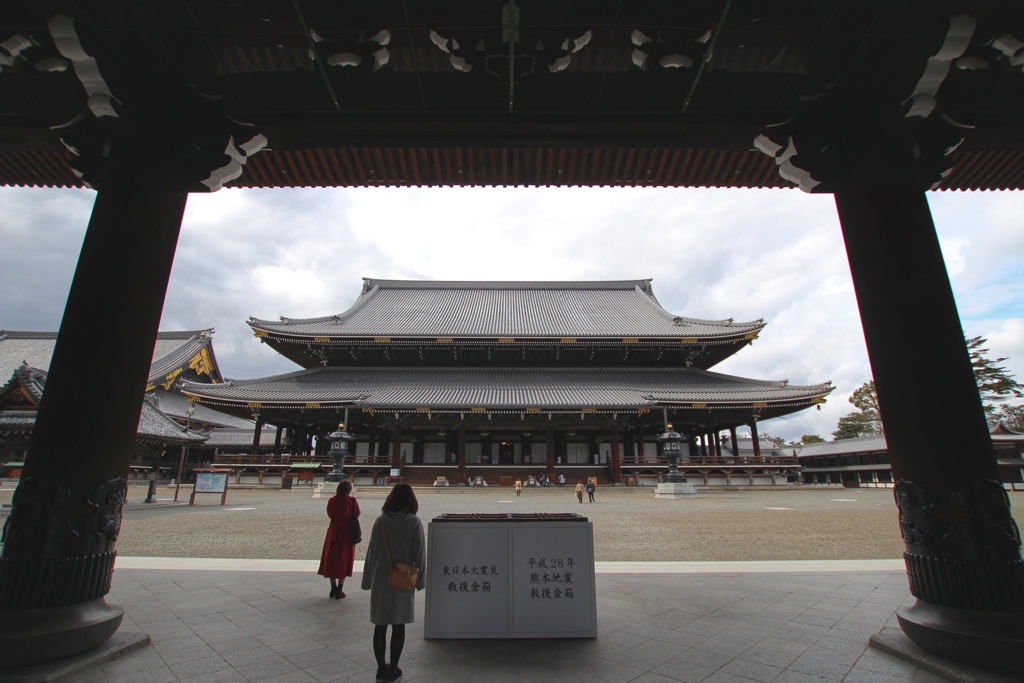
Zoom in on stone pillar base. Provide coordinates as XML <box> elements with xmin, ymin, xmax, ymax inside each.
<box><xmin>655</xmin><ymin>482</ymin><xmax>697</xmax><ymax>499</ymax></box>
<box><xmin>897</xmin><ymin>599</ymin><xmax>1024</xmax><ymax>674</ymax></box>
<box><xmin>0</xmin><ymin>597</ymin><xmax>124</xmax><ymax>669</ymax></box>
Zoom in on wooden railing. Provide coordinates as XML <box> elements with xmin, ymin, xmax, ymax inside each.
<box><xmin>211</xmin><ymin>454</ymin><xmax>332</xmax><ymax>466</ymax></box>
<box><xmin>619</xmin><ymin>454</ymin><xmax>799</xmax><ymax>467</ymax></box>
<box><xmin>343</xmin><ymin>454</ymin><xmax>393</xmax><ymax>467</ymax></box>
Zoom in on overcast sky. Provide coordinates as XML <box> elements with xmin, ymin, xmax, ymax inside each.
<box><xmin>2</xmin><ymin>185</ymin><xmax>1022</xmax><ymax>442</ymax></box>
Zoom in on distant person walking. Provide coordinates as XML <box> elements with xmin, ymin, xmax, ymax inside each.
<box><xmin>318</xmin><ymin>480</ymin><xmax>360</xmax><ymax>599</ymax></box>
<box><xmin>361</xmin><ymin>483</ymin><xmax>425</xmax><ymax>683</ymax></box>
<box><xmin>515</xmin><ymin>479</ymin><xmax>522</xmax><ymax>497</ymax></box>
<box><xmin>586</xmin><ymin>480</ymin><xmax>596</xmax><ymax>503</ymax></box>
<box><xmin>558</xmin><ymin>473</ymin><xmax>566</xmax><ymax>487</ymax></box>
<box><xmin>575</xmin><ymin>481</ymin><xmax>584</xmax><ymax>503</ymax></box>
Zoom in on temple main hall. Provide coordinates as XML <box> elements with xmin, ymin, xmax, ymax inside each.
<box><xmin>181</xmin><ymin>278</ymin><xmax>833</xmax><ymax>487</ymax></box>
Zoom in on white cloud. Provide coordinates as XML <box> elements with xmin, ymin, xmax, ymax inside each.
<box><xmin>2</xmin><ymin>185</ymin><xmax>1021</xmax><ymax>442</ymax></box>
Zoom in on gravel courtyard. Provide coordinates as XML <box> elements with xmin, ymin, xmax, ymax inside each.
<box><xmin>92</xmin><ymin>486</ymin><xmax>1023</xmax><ymax>563</ymax></box>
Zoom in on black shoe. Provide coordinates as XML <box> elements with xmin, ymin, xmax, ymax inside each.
<box><xmin>335</xmin><ymin>589</ymin><xmax>346</xmax><ymax>599</ymax></box>
<box><xmin>375</xmin><ymin>664</ymin><xmax>390</xmax><ymax>682</ymax></box>
<box><xmin>383</xmin><ymin>666</ymin><xmax>402</xmax><ymax>682</ymax></box>
<box><xmin>329</xmin><ymin>586</ymin><xmax>338</xmax><ymax>599</ymax></box>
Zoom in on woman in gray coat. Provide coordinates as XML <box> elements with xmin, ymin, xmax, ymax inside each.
<box><xmin>361</xmin><ymin>483</ymin><xmax>425</xmax><ymax>683</ymax></box>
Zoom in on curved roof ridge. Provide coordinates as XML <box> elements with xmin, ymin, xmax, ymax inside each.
<box><xmin>362</xmin><ymin>277</ymin><xmax>655</xmax><ymax>290</ymax></box>
<box><xmin>633</xmin><ymin>284</ymin><xmax>677</xmax><ymax>322</ymax></box>
<box><xmin>693</xmin><ymin>367</ymin><xmax>834</xmax><ymax>392</ymax></box>
<box><xmin>183</xmin><ymin>366</ymin><xmax>323</xmax><ymax>389</ymax></box>
<box><xmin>251</xmin><ymin>278</ymin><xmax>765</xmax><ymax>339</ymax></box>
<box><xmin>331</xmin><ymin>283</ymin><xmax>380</xmax><ymax>326</ymax></box>
<box><xmin>673</xmin><ymin>314</ymin><xmax>765</xmax><ymax>329</ymax></box>
<box><xmin>250</xmin><ymin>313</ymin><xmax>339</xmax><ymax>326</ymax></box>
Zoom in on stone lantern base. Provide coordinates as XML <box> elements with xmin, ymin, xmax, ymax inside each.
<box><xmin>655</xmin><ymin>482</ymin><xmax>697</xmax><ymax>499</ymax></box>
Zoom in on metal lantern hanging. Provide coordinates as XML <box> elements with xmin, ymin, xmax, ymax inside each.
<box><xmin>324</xmin><ymin>423</ymin><xmax>355</xmax><ymax>482</ymax></box>
<box><xmin>656</xmin><ymin>422</ymin><xmax>689</xmax><ymax>483</ymax></box>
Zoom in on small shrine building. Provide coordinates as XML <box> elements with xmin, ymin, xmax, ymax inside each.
<box><xmin>181</xmin><ymin>278</ymin><xmax>833</xmax><ymax>486</ymax></box>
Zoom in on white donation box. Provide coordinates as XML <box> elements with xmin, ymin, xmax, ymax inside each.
<box><xmin>424</xmin><ymin>513</ymin><xmax>597</xmax><ymax>638</ymax></box>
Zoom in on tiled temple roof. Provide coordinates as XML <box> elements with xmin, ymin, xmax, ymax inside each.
<box><xmin>249</xmin><ymin>279</ymin><xmax>764</xmax><ymax>340</ymax></box>
<box><xmin>795</xmin><ymin>435</ymin><xmax>889</xmax><ymax>458</ymax></box>
<box><xmin>0</xmin><ymin>396</ymin><xmax>206</xmax><ymax>445</ymax></box>
<box><xmin>204</xmin><ymin>427</ymin><xmax>278</xmax><ymax>449</ymax></box>
<box><xmin>148</xmin><ymin>390</ymin><xmax>254</xmax><ymax>430</ymax></box>
<box><xmin>147</xmin><ymin>330</ymin><xmax>222</xmax><ymax>387</ymax></box>
<box><xmin>0</xmin><ymin>330</ymin><xmax>221</xmax><ymax>387</ymax></box>
<box><xmin>182</xmin><ymin>366</ymin><xmax>832</xmax><ymax>411</ymax></box>
<box><xmin>136</xmin><ymin>395</ymin><xmax>209</xmax><ymax>445</ymax></box>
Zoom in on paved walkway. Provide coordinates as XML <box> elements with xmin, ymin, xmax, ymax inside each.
<box><xmin>67</xmin><ymin>559</ymin><xmax>953</xmax><ymax>683</ymax></box>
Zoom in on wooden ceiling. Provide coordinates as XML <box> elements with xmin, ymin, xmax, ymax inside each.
<box><xmin>2</xmin><ymin>1</ymin><xmax>1022</xmax><ymax>190</ymax></box>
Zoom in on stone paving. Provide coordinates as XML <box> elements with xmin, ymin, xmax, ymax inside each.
<box><xmin>67</xmin><ymin>562</ymin><xmax>950</xmax><ymax>683</ymax></box>
<box><xmin>6</xmin><ymin>486</ymin><xmax>1018</xmax><ymax>682</ymax></box>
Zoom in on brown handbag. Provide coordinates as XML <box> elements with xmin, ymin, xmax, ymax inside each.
<box><xmin>382</xmin><ymin>525</ymin><xmax>419</xmax><ymax>590</ymax></box>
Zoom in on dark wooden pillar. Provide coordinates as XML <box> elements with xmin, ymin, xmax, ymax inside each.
<box><xmin>390</xmin><ymin>425</ymin><xmax>403</xmax><ymax>469</ymax></box>
<box><xmin>0</xmin><ymin>143</ymin><xmax>189</xmax><ymax>666</ymax></box>
<box><xmin>367</xmin><ymin>428</ymin><xmax>377</xmax><ymax>460</ymax></box>
<box><xmin>457</xmin><ymin>425</ymin><xmax>467</xmax><ymax>483</ymax></box>
<box><xmin>713</xmin><ymin>431</ymin><xmax>721</xmax><ymax>462</ymax></box>
<box><xmin>610</xmin><ymin>424</ymin><xmax>622</xmax><ymax>485</ymax></box>
<box><xmin>749</xmin><ymin>422</ymin><xmax>762</xmax><ymax>462</ymax></box>
<box><xmin>378</xmin><ymin>429</ymin><xmax>391</xmax><ymax>463</ymax></box>
<box><xmin>621</xmin><ymin>429</ymin><xmax>634</xmax><ymax>465</ymax></box>
<box><xmin>729</xmin><ymin>426</ymin><xmax>739</xmax><ymax>461</ymax></box>
<box><xmin>836</xmin><ymin>179</ymin><xmax>1024</xmax><ymax>669</ymax></box>
<box><xmin>273</xmin><ymin>426</ymin><xmax>283</xmax><ymax>456</ymax></box>
<box><xmin>413</xmin><ymin>432</ymin><xmax>424</xmax><ymax>464</ymax></box>
<box><xmin>481</xmin><ymin>432</ymin><xmax>492</xmax><ymax>464</ymax></box>
<box><xmin>545</xmin><ymin>427</ymin><xmax>555</xmax><ymax>481</ymax></box>
<box><xmin>636</xmin><ymin>427</ymin><xmax>645</xmax><ymax>463</ymax></box>
<box><xmin>250</xmin><ymin>417</ymin><xmax>264</xmax><ymax>456</ymax></box>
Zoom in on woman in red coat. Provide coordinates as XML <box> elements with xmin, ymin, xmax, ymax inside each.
<box><xmin>318</xmin><ymin>480</ymin><xmax>361</xmax><ymax>599</ymax></box>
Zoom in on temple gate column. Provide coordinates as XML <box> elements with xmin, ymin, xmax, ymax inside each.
<box><xmin>713</xmin><ymin>431</ymin><xmax>722</xmax><ymax>463</ymax></box>
<box><xmin>0</xmin><ymin>138</ymin><xmax>189</xmax><ymax>666</ymax></box>
<box><xmin>729</xmin><ymin>426</ymin><xmax>739</xmax><ymax>462</ymax></box>
<box><xmin>635</xmin><ymin>427</ymin><xmax>645</xmax><ymax>464</ymax></box>
<box><xmin>836</xmin><ymin>178</ymin><xmax>1024</xmax><ymax>669</ymax></box>
<box><xmin>457</xmin><ymin>425</ymin><xmax>467</xmax><ymax>483</ymax></box>
<box><xmin>610</xmin><ymin>424</ymin><xmax>622</xmax><ymax>485</ymax></box>
<box><xmin>273</xmin><ymin>426</ymin><xmax>283</xmax><ymax>456</ymax></box>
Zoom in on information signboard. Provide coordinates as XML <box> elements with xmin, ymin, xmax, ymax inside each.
<box><xmin>190</xmin><ymin>468</ymin><xmax>230</xmax><ymax>506</ymax></box>
<box><xmin>424</xmin><ymin>514</ymin><xmax>596</xmax><ymax>639</ymax></box>
<box><xmin>195</xmin><ymin>471</ymin><xmax>228</xmax><ymax>493</ymax></box>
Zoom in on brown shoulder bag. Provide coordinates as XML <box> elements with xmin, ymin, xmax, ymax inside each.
<box><xmin>382</xmin><ymin>525</ymin><xmax>419</xmax><ymax>590</ymax></box>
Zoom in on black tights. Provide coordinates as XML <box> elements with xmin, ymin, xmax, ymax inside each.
<box><xmin>373</xmin><ymin>624</ymin><xmax>405</xmax><ymax>670</ymax></box>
